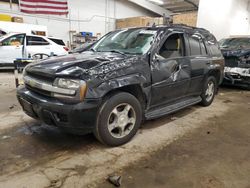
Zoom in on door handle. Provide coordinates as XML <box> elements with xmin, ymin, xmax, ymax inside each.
<box><xmin>181</xmin><ymin>64</ymin><xmax>189</xmax><ymax>69</ymax></box>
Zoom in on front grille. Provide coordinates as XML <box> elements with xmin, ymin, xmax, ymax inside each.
<box><xmin>25</xmin><ymin>71</ymin><xmax>54</xmax><ymax>97</ymax></box>
<box><xmin>224</xmin><ymin>57</ymin><xmax>239</xmax><ymax>67</ymax></box>
<box><xmin>26</xmin><ymin>71</ymin><xmax>54</xmax><ymax>83</ymax></box>
<box><xmin>26</xmin><ymin>84</ymin><xmax>52</xmax><ymax>97</ymax></box>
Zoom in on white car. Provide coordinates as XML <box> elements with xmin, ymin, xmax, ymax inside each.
<box><xmin>0</xmin><ymin>33</ymin><xmax>68</xmax><ymax>68</ymax></box>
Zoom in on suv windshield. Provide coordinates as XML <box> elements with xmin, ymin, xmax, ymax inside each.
<box><xmin>93</xmin><ymin>28</ymin><xmax>157</xmax><ymax>55</ymax></box>
<box><xmin>219</xmin><ymin>38</ymin><xmax>250</xmax><ymax>49</ymax></box>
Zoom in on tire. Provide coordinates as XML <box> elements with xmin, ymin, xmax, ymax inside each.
<box><xmin>200</xmin><ymin>76</ymin><xmax>217</xmax><ymax>106</ymax></box>
<box><xmin>32</xmin><ymin>53</ymin><xmax>50</xmax><ymax>60</ymax></box>
<box><xmin>94</xmin><ymin>92</ymin><xmax>142</xmax><ymax>146</ymax></box>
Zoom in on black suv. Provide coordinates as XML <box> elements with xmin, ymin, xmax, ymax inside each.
<box><xmin>17</xmin><ymin>25</ymin><xmax>224</xmax><ymax>146</ymax></box>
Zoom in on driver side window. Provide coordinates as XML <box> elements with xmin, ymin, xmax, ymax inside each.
<box><xmin>159</xmin><ymin>33</ymin><xmax>184</xmax><ymax>59</ymax></box>
<box><xmin>2</xmin><ymin>34</ymin><xmax>25</xmax><ymax>46</ymax></box>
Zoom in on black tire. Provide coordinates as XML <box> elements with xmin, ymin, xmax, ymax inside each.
<box><xmin>200</xmin><ymin>76</ymin><xmax>217</xmax><ymax>106</ymax></box>
<box><xmin>94</xmin><ymin>92</ymin><xmax>142</xmax><ymax>146</ymax></box>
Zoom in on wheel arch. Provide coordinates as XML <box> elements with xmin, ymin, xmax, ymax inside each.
<box><xmin>102</xmin><ymin>84</ymin><xmax>148</xmax><ymax>111</ymax></box>
<box><xmin>206</xmin><ymin>68</ymin><xmax>221</xmax><ymax>85</ymax></box>
<box><xmin>87</xmin><ymin>74</ymin><xmax>150</xmax><ymax>110</ymax></box>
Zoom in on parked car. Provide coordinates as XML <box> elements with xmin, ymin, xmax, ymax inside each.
<box><xmin>220</xmin><ymin>37</ymin><xmax>250</xmax><ymax>89</ymax></box>
<box><xmin>17</xmin><ymin>25</ymin><xmax>224</xmax><ymax>146</ymax></box>
<box><xmin>48</xmin><ymin>36</ymin><xmax>69</xmax><ymax>51</ymax></box>
<box><xmin>0</xmin><ymin>33</ymin><xmax>68</xmax><ymax>68</ymax></box>
<box><xmin>69</xmin><ymin>42</ymin><xmax>95</xmax><ymax>54</ymax></box>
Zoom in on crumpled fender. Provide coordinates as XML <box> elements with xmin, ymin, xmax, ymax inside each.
<box><xmin>85</xmin><ymin>73</ymin><xmax>148</xmax><ymax>99</ymax></box>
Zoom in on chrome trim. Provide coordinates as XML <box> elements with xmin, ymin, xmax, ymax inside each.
<box><xmin>23</xmin><ymin>75</ymin><xmax>76</xmax><ymax>95</ymax></box>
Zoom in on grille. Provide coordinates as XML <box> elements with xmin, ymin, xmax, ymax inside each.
<box><xmin>26</xmin><ymin>71</ymin><xmax>54</xmax><ymax>83</ymax></box>
<box><xmin>224</xmin><ymin>57</ymin><xmax>239</xmax><ymax>67</ymax></box>
<box><xmin>25</xmin><ymin>71</ymin><xmax>55</xmax><ymax>97</ymax></box>
<box><xmin>26</xmin><ymin>84</ymin><xmax>52</xmax><ymax>97</ymax></box>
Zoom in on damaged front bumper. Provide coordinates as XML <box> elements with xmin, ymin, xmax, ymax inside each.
<box><xmin>224</xmin><ymin>67</ymin><xmax>250</xmax><ymax>88</ymax></box>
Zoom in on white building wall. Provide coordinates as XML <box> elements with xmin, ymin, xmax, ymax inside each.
<box><xmin>0</xmin><ymin>0</ymin><xmax>156</xmax><ymax>44</ymax></box>
<box><xmin>197</xmin><ymin>0</ymin><xmax>250</xmax><ymax>40</ymax></box>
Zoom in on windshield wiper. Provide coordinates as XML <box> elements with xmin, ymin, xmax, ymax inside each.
<box><xmin>108</xmin><ymin>50</ymin><xmax>127</xmax><ymax>56</ymax></box>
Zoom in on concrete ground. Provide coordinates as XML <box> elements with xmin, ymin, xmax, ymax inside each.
<box><xmin>101</xmin><ymin>87</ymin><xmax>250</xmax><ymax>188</ymax></box>
<box><xmin>0</xmin><ymin>72</ymin><xmax>249</xmax><ymax>188</ymax></box>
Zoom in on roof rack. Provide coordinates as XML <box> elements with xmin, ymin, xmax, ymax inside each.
<box><xmin>154</xmin><ymin>23</ymin><xmax>210</xmax><ymax>33</ymax></box>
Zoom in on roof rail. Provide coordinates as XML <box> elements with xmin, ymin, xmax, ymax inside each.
<box><xmin>154</xmin><ymin>23</ymin><xmax>210</xmax><ymax>33</ymax></box>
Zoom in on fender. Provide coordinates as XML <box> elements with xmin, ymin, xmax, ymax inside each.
<box><xmin>85</xmin><ymin>73</ymin><xmax>149</xmax><ymax>99</ymax></box>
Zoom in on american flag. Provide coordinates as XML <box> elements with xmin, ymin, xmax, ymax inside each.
<box><xmin>19</xmin><ymin>0</ymin><xmax>69</xmax><ymax>15</ymax></box>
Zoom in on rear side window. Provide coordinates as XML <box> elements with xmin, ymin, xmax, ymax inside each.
<box><xmin>200</xmin><ymin>41</ymin><xmax>207</xmax><ymax>55</ymax></box>
<box><xmin>189</xmin><ymin>34</ymin><xmax>207</xmax><ymax>56</ymax></box>
<box><xmin>49</xmin><ymin>38</ymin><xmax>65</xmax><ymax>46</ymax></box>
<box><xmin>27</xmin><ymin>36</ymin><xmax>50</xmax><ymax>46</ymax></box>
<box><xmin>209</xmin><ymin>43</ymin><xmax>221</xmax><ymax>56</ymax></box>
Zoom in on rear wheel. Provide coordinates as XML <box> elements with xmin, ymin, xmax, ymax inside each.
<box><xmin>94</xmin><ymin>92</ymin><xmax>142</xmax><ymax>146</ymax></box>
<box><xmin>200</xmin><ymin>76</ymin><xmax>217</xmax><ymax>106</ymax></box>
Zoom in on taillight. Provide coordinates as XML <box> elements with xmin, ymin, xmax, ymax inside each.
<box><xmin>63</xmin><ymin>46</ymin><xmax>69</xmax><ymax>51</ymax></box>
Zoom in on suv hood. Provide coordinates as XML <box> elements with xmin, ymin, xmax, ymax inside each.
<box><xmin>221</xmin><ymin>48</ymin><xmax>250</xmax><ymax>58</ymax></box>
<box><xmin>25</xmin><ymin>51</ymin><xmax>132</xmax><ymax>78</ymax></box>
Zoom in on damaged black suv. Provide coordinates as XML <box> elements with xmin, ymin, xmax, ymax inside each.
<box><xmin>17</xmin><ymin>25</ymin><xmax>224</xmax><ymax>146</ymax></box>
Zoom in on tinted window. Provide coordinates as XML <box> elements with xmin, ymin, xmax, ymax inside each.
<box><xmin>2</xmin><ymin>34</ymin><xmax>25</xmax><ymax>46</ymax></box>
<box><xmin>27</xmin><ymin>36</ymin><xmax>49</xmax><ymax>46</ymax></box>
<box><xmin>200</xmin><ymin>40</ymin><xmax>207</xmax><ymax>55</ymax></box>
<box><xmin>209</xmin><ymin>43</ymin><xmax>221</xmax><ymax>56</ymax></box>
<box><xmin>189</xmin><ymin>36</ymin><xmax>201</xmax><ymax>55</ymax></box>
<box><xmin>189</xmin><ymin>34</ymin><xmax>207</xmax><ymax>56</ymax></box>
<box><xmin>159</xmin><ymin>33</ymin><xmax>184</xmax><ymax>59</ymax></box>
<box><xmin>49</xmin><ymin>38</ymin><xmax>65</xmax><ymax>46</ymax></box>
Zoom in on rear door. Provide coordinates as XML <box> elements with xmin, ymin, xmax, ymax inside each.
<box><xmin>0</xmin><ymin>34</ymin><xmax>25</xmax><ymax>64</ymax></box>
<box><xmin>150</xmin><ymin>31</ymin><xmax>191</xmax><ymax>107</ymax></box>
<box><xmin>26</xmin><ymin>36</ymin><xmax>52</xmax><ymax>58</ymax></box>
<box><xmin>187</xmin><ymin>33</ymin><xmax>210</xmax><ymax>95</ymax></box>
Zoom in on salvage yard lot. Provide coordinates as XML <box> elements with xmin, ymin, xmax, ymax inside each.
<box><xmin>0</xmin><ymin>72</ymin><xmax>249</xmax><ymax>188</ymax></box>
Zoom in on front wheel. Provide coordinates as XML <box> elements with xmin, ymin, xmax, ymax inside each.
<box><xmin>94</xmin><ymin>92</ymin><xmax>142</xmax><ymax>146</ymax></box>
<box><xmin>200</xmin><ymin>76</ymin><xmax>217</xmax><ymax>106</ymax></box>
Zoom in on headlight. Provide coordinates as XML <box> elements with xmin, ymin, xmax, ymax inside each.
<box><xmin>53</xmin><ymin>78</ymin><xmax>87</xmax><ymax>102</ymax></box>
<box><xmin>54</xmin><ymin>78</ymin><xmax>81</xmax><ymax>89</ymax></box>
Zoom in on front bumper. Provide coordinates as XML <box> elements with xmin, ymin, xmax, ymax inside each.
<box><xmin>17</xmin><ymin>86</ymin><xmax>102</xmax><ymax>134</ymax></box>
<box><xmin>223</xmin><ymin>67</ymin><xmax>250</xmax><ymax>88</ymax></box>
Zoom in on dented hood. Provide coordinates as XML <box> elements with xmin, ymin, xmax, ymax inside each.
<box><xmin>25</xmin><ymin>51</ymin><xmax>128</xmax><ymax>78</ymax></box>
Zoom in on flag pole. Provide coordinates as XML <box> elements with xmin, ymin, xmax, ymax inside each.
<box><xmin>18</xmin><ymin>0</ymin><xmax>21</xmax><ymax>11</ymax></box>
<box><xmin>9</xmin><ymin>0</ymin><xmax>12</xmax><ymax>9</ymax></box>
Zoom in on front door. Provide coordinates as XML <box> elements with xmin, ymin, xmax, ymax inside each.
<box><xmin>150</xmin><ymin>32</ymin><xmax>191</xmax><ymax>107</ymax></box>
<box><xmin>0</xmin><ymin>34</ymin><xmax>25</xmax><ymax>65</ymax></box>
